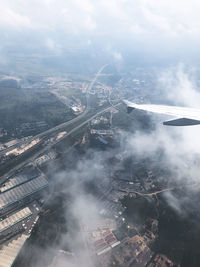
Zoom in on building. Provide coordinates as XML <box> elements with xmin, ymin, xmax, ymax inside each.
<box><xmin>35</xmin><ymin>151</ymin><xmax>56</xmax><ymax>166</ymax></box>
<box><xmin>0</xmin><ymin>168</ymin><xmax>41</xmax><ymax>193</ymax></box>
<box><xmin>0</xmin><ymin>207</ymin><xmax>32</xmax><ymax>234</ymax></box>
<box><xmin>1</xmin><ymin>175</ymin><xmax>28</xmax><ymax>193</ymax></box>
<box><xmin>90</xmin><ymin>130</ymin><xmax>113</xmax><ymax>136</ymax></box>
<box><xmin>4</xmin><ymin>139</ymin><xmax>19</xmax><ymax>148</ymax></box>
<box><xmin>147</xmin><ymin>254</ymin><xmax>179</xmax><ymax>267</ymax></box>
<box><xmin>0</xmin><ymin>176</ymin><xmax>48</xmax><ymax>214</ymax></box>
<box><xmin>98</xmin><ymin>137</ymin><xmax>108</xmax><ymax>145</ymax></box>
<box><xmin>0</xmin><ymin>234</ymin><xmax>29</xmax><ymax>267</ymax></box>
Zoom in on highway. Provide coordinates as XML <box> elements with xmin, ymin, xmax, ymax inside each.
<box><xmin>0</xmin><ymin>64</ymin><xmax>108</xmax><ymax>157</ymax></box>
<box><xmin>0</xmin><ymin>101</ymin><xmax>120</xmax><ymax>185</ymax></box>
<box><xmin>0</xmin><ymin>64</ymin><xmax>117</xmax><ymax>184</ymax></box>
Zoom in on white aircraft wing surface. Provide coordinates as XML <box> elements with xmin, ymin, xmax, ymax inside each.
<box><xmin>124</xmin><ymin>100</ymin><xmax>200</xmax><ymax>126</ymax></box>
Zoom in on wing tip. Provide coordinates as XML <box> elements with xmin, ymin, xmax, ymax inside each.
<box><xmin>163</xmin><ymin>118</ymin><xmax>200</xmax><ymax>126</ymax></box>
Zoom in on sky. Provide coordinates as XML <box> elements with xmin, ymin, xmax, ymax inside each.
<box><xmin>1</xmin><ymin>0</ymin><xmax>200</xmax><ymax>38</ymax></box>
<box><xmin>1</xmin><ymin>0</ymin><xmax>200</xmax><ymax>68</ymax></box>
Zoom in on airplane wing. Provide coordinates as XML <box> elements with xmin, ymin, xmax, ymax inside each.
<box><xmin>124</xmin><ymin>100</ymin><xmax>200</xmax><ymax>126</ymax></box>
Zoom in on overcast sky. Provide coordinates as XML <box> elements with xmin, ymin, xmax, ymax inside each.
<box><xmin>1</xmin><ymin>0</ymin><xmax>200</xmax><ymax>67</ymax></box>
<box><xmin>1</xmin><ymin>1</ymin><xmax>200</xmax><ymax>37</ymax></box>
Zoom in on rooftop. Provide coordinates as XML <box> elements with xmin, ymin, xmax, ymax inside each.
<box><xmin>0</xmin><ymin>234</ymin><xmax>29</xmax><ymax>267</ymax></box>
<box><xmin>0</xmin><ymin>176</ymin><xmax>48</xmax><ymax>211</ymax></box>
<box><xmin>0</xmin><ymin>207</ymin><xmax>32</xmax><ymax>233</ymax></box>
<box><xmin>0</xmin><ymin>175</ymin><xmax>27</xmax><ymax>193</ymax></box>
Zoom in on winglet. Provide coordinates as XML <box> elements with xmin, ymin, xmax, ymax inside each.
<box><xmin>163</xmin><ymin>118</ymin><xmax>200</xmax><ymax>126</ymax></box>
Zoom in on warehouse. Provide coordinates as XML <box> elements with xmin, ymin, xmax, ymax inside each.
<box><xmin>0</xmin><ymin>176</ymin><xmax>48</xmax><ymax>212</ymax></box>
<box><xmin>0</xmin><ymin>207</ymin><xmax>32</xmax><ymax>234</ymax></box>
<box><xmin>0</xmin><ymin>168</ymin><xmax>40</xmax><ymax>193</ymax></box>
<box><xmin>0</xmin><ymin>234</ymin><xmax>29</xmax><ymax>267</ymax></box>
<box><xmin>0</xmin><ymin>175</ymin><xmax>27</xmax><ymax>193</ymax></box>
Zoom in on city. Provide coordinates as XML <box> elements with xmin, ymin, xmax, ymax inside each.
<box><xmin>1</xmin><ymin>1</ymin><xmax>200</xmax><ymax>266</ymax></box>
<box><xmin>0</xmin><ymin>68</ymin><xmax>181</xmax><ymax>267</ymax></box>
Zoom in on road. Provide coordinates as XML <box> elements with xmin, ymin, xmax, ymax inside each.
<box><xmin>0</xmin><ymin>64</ymin><xmax>108</xmax><ymax>157</ymax></box>
<box><xmin>0</xmin><ymin>103</ymin><xmax>120</xmax><ymax>183</ymax></box>
<box><xmin>0</xmin><ymin>65</ymin><xmax>115</xmax><ymax>183</ymax></box>
<box><xmin>120</xmin><ymin>181</ymin><xmax>200</xmax><ymax>197</ymax></box>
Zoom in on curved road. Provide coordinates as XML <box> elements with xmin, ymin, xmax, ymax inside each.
<box><xmin>120</xmin><ymin>181</ymin><xmax>200</xmax><ymax>197</ymax></box>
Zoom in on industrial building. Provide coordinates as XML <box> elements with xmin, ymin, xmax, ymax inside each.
<box><xmin>1</xmin><ymin>175</ymin><xmax>28</xmax><ymax>193</ymax></box>
<box><xmin>0</xmin><ymin>207</ymin><xmax>32</xmax><ymax>234</ymax></box>
<box><xmin>0</xmin><ymin>176</ymin><xmax>48</xmax><ymax>212</ymax></box>
<box><xmin>0</xmin><ymin>167</ymin><xmax>40</xmax><ymax>193</ymax></box>
<box><xmin>90</xmin><ymin>129</ymin><xmax>113</xmax><ymax>136</ymax></box>
<box><xmin>0</xmin><ymin>234</ymin><xmax>29</xmax><ymax>267</ymax></box>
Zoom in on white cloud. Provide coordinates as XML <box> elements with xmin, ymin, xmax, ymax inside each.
<box><xmin>112</xmin><ymin>51</ymin><xmax>123</xmax><ymax>61</ymax></box>
<box><xmin>1</xmin><ymin>0</ymin><xmax>200</xmax><ymax>40</ymax></box>
<box><xmin>119</xmin><ymin>66</ymin><xmax>200</xmax><ymax>210</ymax></box>
<box><xmin>159</xmin><ymin>65</ymin><xmax>200</xmax><ymax>108</ymax></box>
<box><xmin>84</xmin><ymin>15</ymin><xmax>96</xmax><ymax>31</ymax></box>
<box><xmin>45</xmin><ymin>38</ymin><xmax>62</xmax><ymax>54</ymax></box>
<box><xmin>140</xmin><ymin>0</ymin><xmax>200</xmax><ymax>36</ymax></box>
<box><xmin>0</xmin><ymin>3</ymin><xmax>32</xmax><ymax>29</ymax></box>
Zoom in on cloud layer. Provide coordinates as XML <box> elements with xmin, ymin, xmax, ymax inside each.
<box><xmin>1</xmin><ymin>1</ymin><xmax>200</xmax><ymax>42</ymax></box>
<box><xmin>1</xmin><ymin>0</ymin><xmax>200</xmax><ymax>37</ymax></box>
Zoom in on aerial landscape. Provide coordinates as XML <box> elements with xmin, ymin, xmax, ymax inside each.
<box><xmin>1</xmin><ymin>1</ymin><xmax>200</xmax><ymax>267</ymax></box>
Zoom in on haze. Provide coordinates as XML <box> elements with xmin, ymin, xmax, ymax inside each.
<box><xmin>1</xmin><ymin>0</ymin><xmax>200</xmax><ymax>72</ymax></box>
